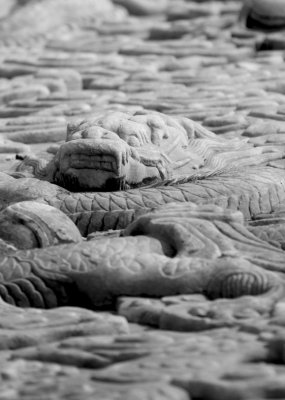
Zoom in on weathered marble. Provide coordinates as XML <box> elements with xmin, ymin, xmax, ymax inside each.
<box><xmin>0</xmin><ymin>203</ymin><xmax>284</xmax><ymax>312</ymax></box>
<box><xmin>2</xmin><ymin>163</ymin><xmax>285</xmax><ymax>233</ymax></box>
<box><xmin>0</xmin><ymin>0</ymin><xmax>285</xmax><ymax>398</ymax></box>
<box><xmin>0</xmin><ymin>201</ymin><xmax>82</xmax><ymax>249</ymax></box>
<box><xmin>0</xmin><ymin>357</ymin><xmax>188</xmax><ymax>400</ymax></box>
<box><xmin>0</xmin><ymin>303</ymin><xmax>128</xmax><ymax>350</ymax></box>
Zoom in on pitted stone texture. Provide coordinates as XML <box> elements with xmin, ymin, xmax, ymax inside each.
<box><xmin>117</xmin><ymin>290</ymin><xmax>285</xmax><ymax>332</ymax></box>
<box><xmin>0</xmin><ymin>359</ymin><xmax>188</xmax><ymax>400</ymax></box>
<box><xmin>10</xmin><ymin>330</ymin><xmax>265</xmax><ymax>378</ymax></box>
<box><xmin>0</xmin><ymin>303</ymin><xmax>128</xmax><ymax>350</ymax></box>
<box><xmin>4</xmin><ymin>327</ymin><xmax>285</xmax><ymax>400</ymax></box>
<box><xmin>74</xmin><ymin>330</ymin><xmax>272</xmax><ymax>387</ymax></box>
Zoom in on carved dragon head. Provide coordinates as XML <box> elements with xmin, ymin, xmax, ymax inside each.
<box><xmin>50</xmin><ymin>110</ymin><xmax>209</xmax><ymax>191</ymax></box>
<box><xmin>14</xmin><ymin>110</ymin><xmax>284</xmax><ymax>191</ymax></box>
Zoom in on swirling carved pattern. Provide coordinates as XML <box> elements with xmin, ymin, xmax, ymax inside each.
<box><xmin>0</xmin><ymin>0</ymin><xmax>285</xmax><ymax>398</ymax></box>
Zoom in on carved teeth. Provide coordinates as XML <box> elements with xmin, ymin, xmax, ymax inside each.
<box><xmin>68</xmin><ymin>154</ymin><xmax>117</xmax><ymax>172</ymax></box>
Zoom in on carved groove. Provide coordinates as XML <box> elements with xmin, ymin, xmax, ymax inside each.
<box><xmin>221</xmin><ymin>272</ymin><xmax>270</xmax><ymax>298</ymax></box>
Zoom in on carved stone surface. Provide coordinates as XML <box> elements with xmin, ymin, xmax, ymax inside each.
<box><xmin>0</xmin><ymin>200</ymin><xmax>82</xmax><ymax>249</ymax></box>
<box><xmin>0</xmin><ymin>203</ymin><xmax>284</xmax><ymax>309</ymax></box>
<box><xmin>1</xmin><ymin>0</ymin><xmax>285</xmax><ymax>398</ymax></box>
<box><xmin>0</xmin><ymin>302</ymin><xmax>129</xmax><ymax>350</ymax></box>
<box><xmin>14</xmin><ymin>110</ymin><xmax>285</xmax><ymax>191</ymax></box>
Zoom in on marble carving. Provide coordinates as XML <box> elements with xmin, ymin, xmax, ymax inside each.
<box><xmin>0</xmin><ymin>0</ymin><xmax>285</xmax><ymax>399</ymax></box>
